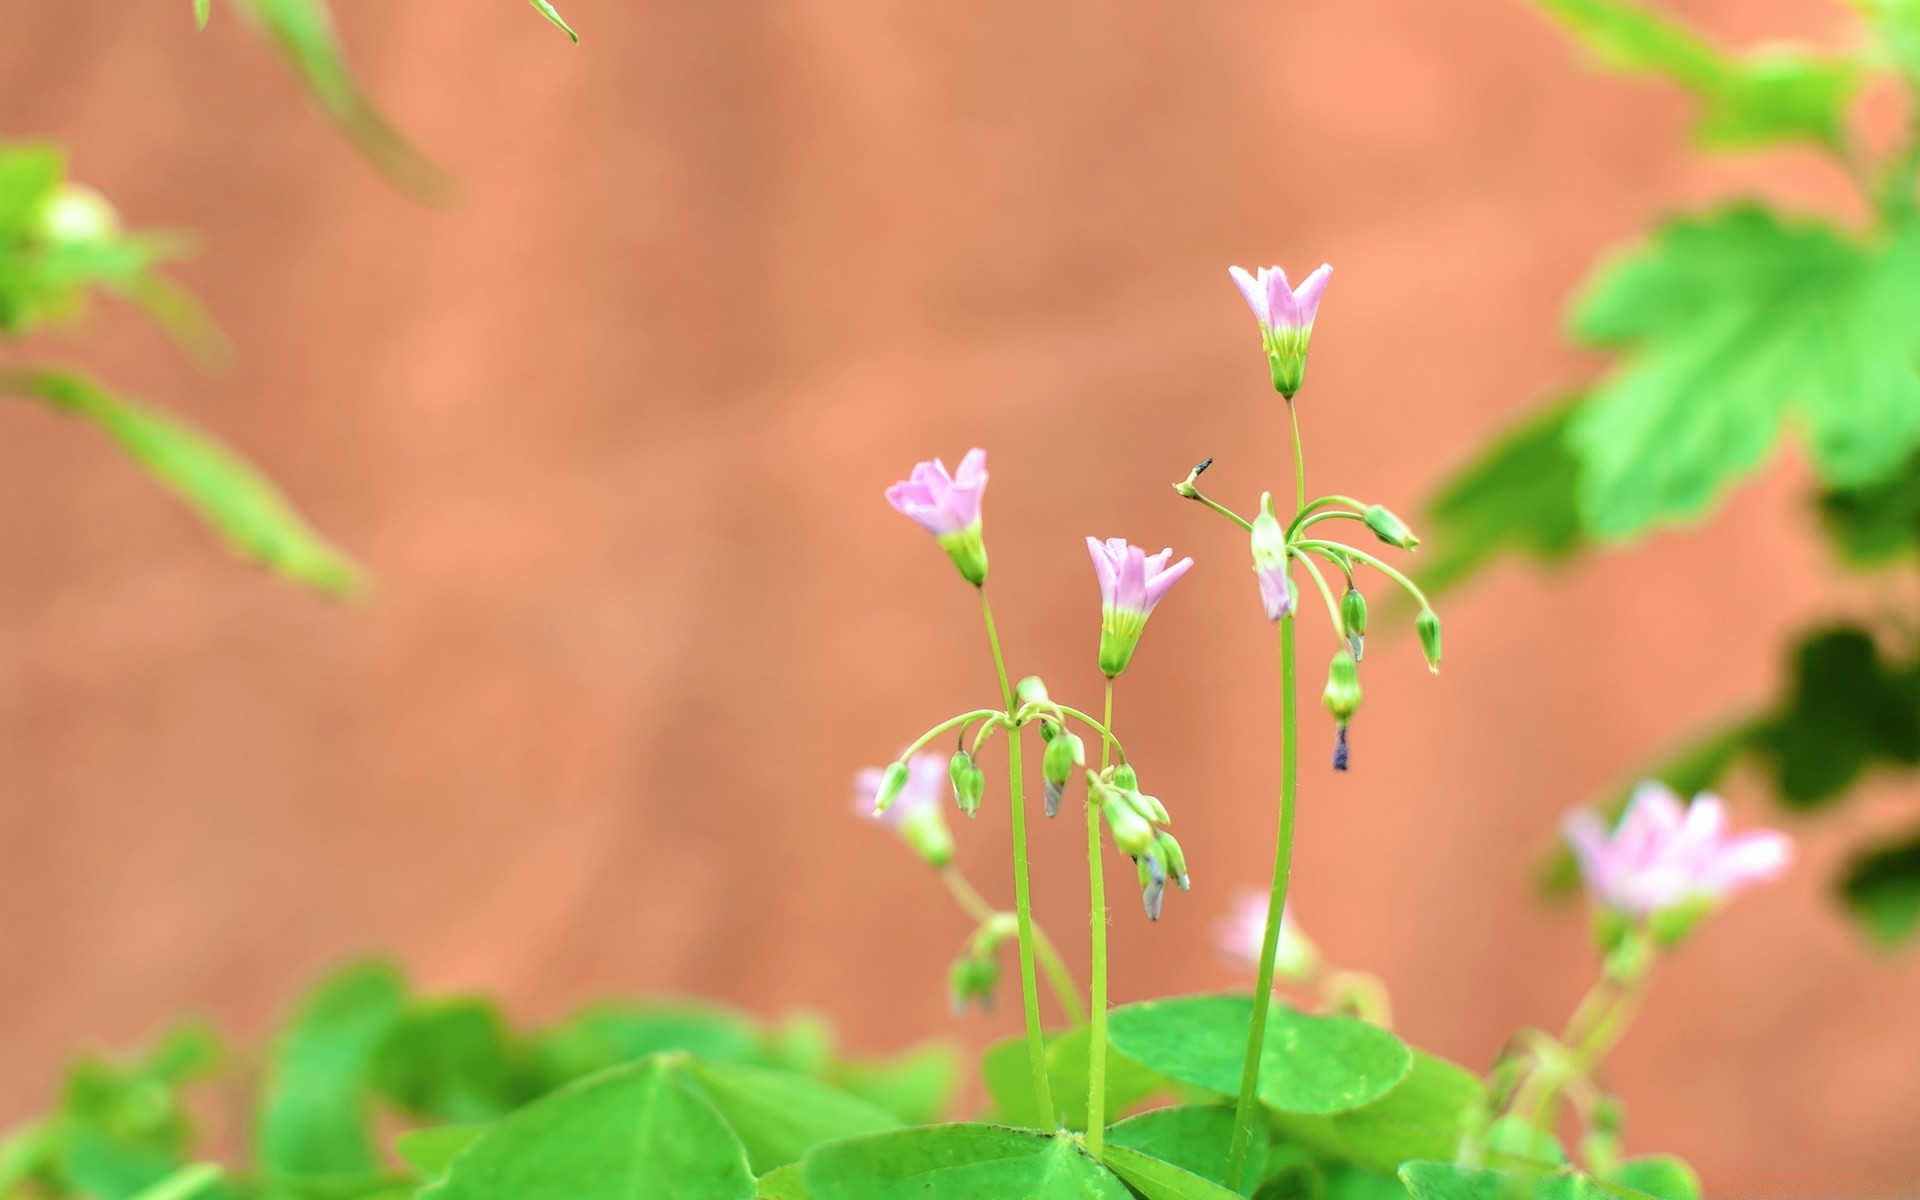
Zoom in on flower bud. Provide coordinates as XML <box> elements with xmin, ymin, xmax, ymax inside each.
<box><xmin>1341</xmin><ymin>586</ymin><xmax>1368</xmax><ymax>661</ymax></box>
<box><xmin>1015</xmin><ymin>676</ymin><xmax>1051</xmax><ymax>709</ymax></box>
<box><xmin>1041</xmin><ymin>733</ymin><xmax>1084</xmax><ymax>818</ymax></box>
<box><xmin>1322</xmin><ymin>651</ymin><xmax>1362</xmax><ymax>723</ymax></box>
<box><xmin>949</xmin><ymin>750</ymin><xmax>984</xmax><ymax>818</ymax></box>
<box><xmin>1101</xmin><ymin>789</ymin><xmax>1156</xmax><ymax>858</ymax></box>
<box><xmin>873</xmin><ymin>760</ymin><xmax>912</xmax><ymax>816</ymax></box>
<box><xmin>1415</xmin><ymin>608</ymin><xmax>1442</xmax><ymax>675</ymax></box>
<box><xmin>1249</xmin><ymin>493</ymin><xmax>1292</xmax><ymax>622</ymax></box>
<box><xmin>1137</xmin><ymin>850</ymin><xmax>1168</xmax><ymax>921</ymax></box>
<box><xmin>948</xmin><ymin>954</ymin><xmax>1001</xmax><ymax>1015</ymax></box>
<box><xmin>1362</xmin><ymin>505</ymin><xmax>1420</xmax><ymax>551</ymax></box>
<box><xmin>897</xmin><ymin>806</ymin><xmax>955</xmax><ymax>869</ymax></box>
<box><xmin>1155</xmin><ymin>831</ymin><xmax>1190</xmax><ymax>891</ymax></box>
<box><xmin>39</xmin><ymin>184</ymin><xmax>120</xmax><ymax>246</ymax></box>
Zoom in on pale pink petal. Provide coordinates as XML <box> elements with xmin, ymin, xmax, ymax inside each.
<box><xmin>1292</xmin><ymin>264</ymin><xmax>1333</xmax><ymax>325</ymax></box>
<box><xmin>1144</xmin><ymin>555</ymin><xmax>1194</xmax><ymax>609</ymax></box>
<box><xmin>954</xmin><ymin>448</ymin><xmax>988</xmax><ymax>487</ymax></box>
<box><xmin>1114</xmin><ymin>545</ymin><xmax>1149</xmax><ymax>612</ymax></box>
<box><xmin>1086</xmin><ymin>536</ymin><xmax>1117</xmax><ymax>601</ymax></box>
<box><xmin>1228</xmin><ymin>266</ymin><xmax>1269</xmax><ymax>327</ymax></box>
<box><xmin>1705</xmin><ymin>830</ymin><xmax>1793</xmax><ymax>893</ymax></box>
<box><xmin>1265</xmin><ymin>267</ymin><xmax>1300</xmax><ymax>330</ymax></box>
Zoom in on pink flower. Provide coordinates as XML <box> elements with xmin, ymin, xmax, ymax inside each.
<box><xmin>886</xmin><ymin>450</ymin><xmax>990</xmax><ymax>585</ymax></box>
<box><xmin>1087</xmin><ymin>537</ymin><xmax>1193</xmax><ymax>677</ymax></box>
<box><xmin>1228</xmin><ymin>263</ymin><xmax>1332</xmax><ymax>398</ymax></box>
<box><xmin>1563</xmin><ymin>782</ymin><xmax>1792</xmax><ymax>918</ymax></box>
<box><xmin>854</xmin><ymin>752</ymin><xmax>954</xmax><ymax>868</ymax></box>
<box><xmin>1215</xmin><ymin>890</ymin><xmax>1317</xmax><ymax>983</ymax></box>
<box><xmin>1250</xmin><ymin>494</ymin><xmax>1291</xmax><ymax>622</ymax></box>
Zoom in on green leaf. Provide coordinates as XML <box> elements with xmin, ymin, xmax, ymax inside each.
<box><xmin>371</xmin><ymin>1000</ymin><xmax>536</xmax><ymax>1123</ymax></box>
<box><xmin>802</xmin><ymin>1126</ymin><xmax>1129</xmax><ymax>1200</ymax></box>
<box><xmin>1326</xmin><ymin>1052</ymin><xmax>1484</xmax><ymax>1174</ymax></box>
<box><xmin>529</xmin><ymin>0</ymin><xmax>578</xmax><ymax>41</ymax></box>
<box><xmin>423</xmin><ymin>1057</ymin><xmax>756</xmax><ymax>1200</ymax></box>
<box><xmin>1048</xmin><ymin>1025</ymin><xmax>1167</xmax><ymax>1130</ymax></box>
<box><xmin>193</xmin><ymin>0</ymin><xmax>212</xmax><ymax>29</ymax></box>
<box><xmin>1102</xmin><ymin>1142</ymin><xmax>1246</xmax><ymax>1200</ymax></box>
<box><xmin>257</xmin><ymin>961</ymin><xmax>409</xmax><ymax>1184</ymax></box>
<box><xmin>1105</xmin><ymin>1107</ymin><xmax>1262</xmax><ymax>1195</ymax></box>
<box><xmin>127</xmin><ymin>1164</ymin><xmax>222</xmax><ymax>1200</ymax></box>
<box><xmin>1399</xmin><ymin>1160</ymin><xmax>1608</xmax><ymax>1199</ymax></box>
<box><xmin>681</xmin><ymin>1059</ymin><xmax>901</xmax><ymax>1175</ymax></box>
<box><xmin>0</xmin><ymin>141</ymin><xmax>63</xmax><ymax>235</ymax></box>
<box><xmin>1601</xmin><ymin>1157</ymin><xmax>1699</xmax><ymax>1200</ymax></box>
<box><xmin>1528</xmin><ymin>0</ymin><xmax>1858</xmax><ymax>150</ymax></box>
<box><xmin>825</xmin><ymin>1043</ymin><xmax>960</xmax><ymax>1126</ymax></box>
<box><xmin>755</xmin><ymin>1164</ymin><xmax>813</xmax><ymax>1200</ymax></box>
<box><xmin>1839</xmin><ymin>824</ymin><xmax>1920</xmax><ymax>947</ymax></box>
<box><xmin>1818</xmin><ymin>453</ymin><xmax>1920</xmax><ymax>565</ymax></box>
<box><xmin>530</xmin><ymin>1002</ymin><xmax>766</xmax><ymax>1087</ymax></box>
<box><xmin>229</xmin><ymin>0</ymin><xmax>454</xmax><ymax>199</ymax></box>
<box><xmin>1751</xmin><ymin>625</ymin><xmax>1920</xmax><ymax>807</ymax></box>
<box><xmin>1107</xmin><ymin>995</ymin><xmax>1412</xmax><ymax>1116</ymax></box>
<box><xmin>1568</xmin><ymin>207</ymin><xmax>1920</xmax><ymax>538</ymax></box>
<box><xmin>2</xmin><ymin>369</ymin><xmax>364</xmax><ymax>595</ymax></box>
<box><xmin>1419</xmin><ymin>396</ymin><xmax>1586</xmax><ymax>599</ymax></box>
<box><xmin>394</xmin><ymin>1125</ymin><xmax>490</xmax><ymax>1180</ymax></box>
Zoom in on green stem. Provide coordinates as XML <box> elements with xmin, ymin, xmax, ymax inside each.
<box><xmin>1051</xmin><ymin>704</ymin><xmax>1127</xmax><ymax>759</ymax></box>
<box><xmin>940</xmin><ymin>869</ymin><xmax>1085</xmax><ymax>1025</ymax></box>
<box><xmin>1296</xmin><ymin>539</ymin><xmax>1432</xmax><ymax>610</ymax></box>
<box><xmin>902</xmin><ymin>709</ymin><xmax>1004</xmax><ymax>761</ymax></box>
<box><xmin>1085</xmin><ymin>680</ymin><xmax>1115</xmax><ymax>1157</ymax></box>
<box><xmin>1181</xmin><ymin>486</ymin><xmax>1254</xmax><ymax>532</ymax></box>
<box><xmin>979</xmin><ymin>589</ymin><xmax>1056</xmax><ymax>1126</ymax></box>
<box><xmin>1226</xmin><ymin>612</ymin><xmax>1298</xmax><ymax>1189</ymax></box>
<box><xmin>1292</xmin><ymin>548</ymin><xmax>1346</xmax><ymax>637</ymax></box>
<box><xmin>1285</xmin><ymin>399</ymin><xmax>1307</xmax><ymax>513</ymax></box>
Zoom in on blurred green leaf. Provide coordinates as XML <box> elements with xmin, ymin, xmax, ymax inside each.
<box><xmin>1818</xmin><ymin>452</ymin><xmax>1920</xmax><ymax>565</ymax></box>
<box><xmin>393</xmin><ymin>1125</ymin><xmax>490</xmax><ymax>1182</ymax></box>
<box><xmin>1600</xmin><ymin>1157</ymin><xmax>1700</xmax><ymax>1200</ymax></box>
<box><xmin>126</xmin><ymin>1164</ymin><xmax>223</xmax><ymax>1200</ymax></box>
<box><xmin>802</xmin><ymin>1126</ymin><xmax>1129</xmax><ymax>1200</ymax></box>
<box><xmin>1105</xmin><ymin>1107</ymin><xmax>1261</xmax><ymax>1196</ymax></box>
<box><xmin>421</xmin><ymin>1057</ymin><xmax>756</xmax><ymax>1200</ymax></box>
<box><xmin>1530</xmin><ymin>0</ymin><xmax>1858</xmax><ymax>150</ymax></box>
<box><xmin>824</xmin><ymin>1043</ymin><xmax>959</xmax><ymax>1127</ymax></box>
<box><xmin>1839</xmin><ymin>824</ymin><xmax>1920</xmax><ymax>947</ymax></box>
<box><xmin>681</xmin><ymin>1060</ymin><xmax>900</xmax><ymax>1176</ymax></box>
<box><xmin>1750</xmin><ymin>625</ymin><xmax>1920</xmax><ymax>808</ymax></box>
<box><xmin>528</xmin><ymin>1</ymin><xmax>578</xmax><ymax>42</ymax></box>
<box><xmin>1</xmin><ymin>368</ymin><xmax>365</xmax><ymax>596</ymax></box>
<box><xmin>371</xmin><ymin>1000</ymin><xmax>538</xmax><ymax>1123</ymax></box>
<box><xmin>1420</xmin><ymin>396</ymin><xmax>1587</xmax><ymax>598</ymax></box>
<box><xmin>528</xmin><ymin>1002</ymin><xmax>766</xmax><ymax>1086</ymax></box>
<box><xmin>1107</xmin><ymin>995</ymin><xmax>1412</xmax><ymax>1117</ymax></box>
<box><xmin>228</xmin><ymin>0</ymin><xmax>454</xmax><ymax>200</ymax></box>
<box><xmin>1569</xmin><ymin>206</ymin><xmax>1920</xmax><ymax>537</ymax></box>
<box><xmin>257</xmin><ymin>961</ymin><xmax>409</xmax><ymax>1185</ymax></box>
<box><xmin>193</xmin><ymin>0</ymin><xmax>212</xmax><ymax>29</ymax></box>
<box><xmin>1326</xmin><ymin>1052</ymin><xmax>1484</xmax><ymax>1175</ymax></box>
<box><xmin>754</xmin><ymin>1163</ymin><xmax>813</xmax><ymax>1200</ymax></box>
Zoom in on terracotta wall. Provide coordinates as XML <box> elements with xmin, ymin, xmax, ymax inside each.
<box><xmin>2</xmin><ymin>0</ymin><xmax>1917</xmax><ymax>1187</ymax></box>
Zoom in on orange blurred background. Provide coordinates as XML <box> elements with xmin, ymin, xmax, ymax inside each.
<box><xmin>2</xmin><ymin>0</ymin><xmax>1918</xmax><ymax>1188</ymax></box>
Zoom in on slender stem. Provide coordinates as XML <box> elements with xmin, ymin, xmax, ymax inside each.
<box><xmin>1226</xmin><ymin>612</ymin><xmax>1299</xmax><ymax>1189</ymax></box>
<box><xmin>1292</xmin><ymin>549</ymin><xmax>1346</xmax><ymax>637</ymax></box>
<box><xmin>978</xmin><ymin>589</ymin><xmax>1055</xmax><ymax>1125</ymax></box>
<box><xmin>902</xmin><ymin>709</ymin><xmax>1004</xmax><ymax>761</ymax></box>
<box><xmin>941</xmin><ymin>869</ymin><xmax>1085</xmax><ymax>1024</ymax></box>
<box><xmin>1181</xmin><ymin>487</ymin><xmax>1254</xmax><ymax>532</ymax></box>
<box><xmin>1288</xmin><ymin>494</ymin><xmax>1366</xmax><ymax>535</ymax></box>
<box><xmin>1293</xmin><ymin>510</ymin><xmax>1368</xmax><ymax>535</ymax></box>
<box><xmin>1296</xmin><ymin>539</ymin><xmax>1432</xmax><ymax>610</ymax></box>
<box><xmin>1285</xmin><ymin>400</ymin><xmax>1307</xmax><ymax>513</ymax></box>
<box><xmin>1052</xmin><ymin>704</ymin><xmax>1126</xmax><ymax>759</ymax></box>
<box><xmin>1085</xmin><ymin>680</ymin><xmax>1115</xmax><ymax>1156</ymax></box>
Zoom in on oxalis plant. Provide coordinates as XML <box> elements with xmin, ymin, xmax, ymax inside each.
<box><xmin>3</xmin><ymin>267</ymin><xmax>1797</xmax><ymax>1200</ymax></box>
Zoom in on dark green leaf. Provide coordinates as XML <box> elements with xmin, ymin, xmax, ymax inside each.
<box><xmin>1105</xmin><ymin>1107</ymin><xmax>1262</xmax><ymax>1195</ymax></box>
<box><xmin>1839</xmin><ymin>824</ymin><xmax>1920</xmax><ymax>948</ymax></box>
<box><xmin>529</xmin><ymin>0</ymin><xmax>578</xmax><ymax>41</ymax></box>
<box><xmin>681</xmin><ymin>1059</ymin><xmax>901</xmax><ymax>1175</ymax></box>
<box><xmin>1107</xmin><ymin>995</ymin><xmax>1412</xmax><ymax>1116</ymax></box>
<box><xmin>257</xmin><ymin>961</ymin><xmax>408</xmax><ymax>1184</ymax></box>
<box><xmin>1818</xmin><ymin>451</ymin><xmax>1920</xmax><ymax>565</ymax></box>
<box><xmin>371</xmin><ymin>1000</ymin><xmax>535</xmax><ymax>1123</ymax></box>
<box><xmin>1751</xmin><ymin>626</ymin><xmax>1920</xmax><ymax>807</ymax></box>
<box><xmin>422</xmin><ymin>1057</ymin><xmax>756</xmax><ymax>1200</ymax></box>
<box><xmin>1568</xmin><ymin>207</ymin><xmax>1920</xmax><ymax>537</ymax></box>
<box><xmin>2</xmin><ymin>368</ymin><xmax>365</xmax><ymax>595</ymax></box>
<box><xmin>802</xmin><ymin>1126</ymin><xmax>1129</xmax><ymax>1200</ymax></box>
<box><xmin>1419</xmin><ymin>397</ymin><xmax>1586</xmax><ymax>599</ymax></box>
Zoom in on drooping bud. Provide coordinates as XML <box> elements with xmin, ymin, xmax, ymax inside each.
<box><xmin>1015</xmin><ymin>676</ymin><xmax>1052</xmax><ymax>709</ymax></box>
<box><xmin>1322</xmin><ymin>651</ymin><xmax>1362</xmax><ymax>723</ymax></box>
<box><xmin>1111</xmin><ymin>763</ymin><xmax>1138</xmax><ymax>791</ymax></box>
<box><xmin>886</xmin><ymin>450</ymin><xmax>990</xmax><ymax>586</ymax></box>
<box><xmin>1362</xmin><ymin>505</ymin><xmax>1420</xmax><ymax>551</ymax></box>
<box><xmin>948</xmin><ymin>954</ymin><xmax>1001</xmax><ymax>1015</ymax></box>
<box><xmin>1155</xmin><ymin>831</ymin><xmax>1190</xmax><ymax>891</ymax></box>
<box><xmin>1249</xmin><ymin>492</ymin><xmax>1292</xmax><ymax>622</ymax></box>
<box><xmin>1042</xmin><ymin>733</ymin><xmax>1084</xmax><ymax>818</ymax></box>
<box><xmin>873</xmin><ymin>761</ymin><xmax>912</xmax><ymax>816</ymax></box>
<box><xmin>949</xmin><ymin>750</ymin><xmax>984</xmax><ymax>818</ymax></box>
<box><xmin>1101</xmin><ymin>787</ymin><xmax>1156</xmax><ymax>858</ymax></box>
<box><xmin>1415</xmin><ymin>608</ymin><xmax>1442</xmax><ymax>675</ymax></box>
<box><xmin>1137</xmin><ymin>850</ymin><xmax>1168</xmax><ymax>921</ymax></box>
<box><xmin>1341</xmin><ymin>586</ymin><xmax>1368</xmax><ymax>661</ymax></box>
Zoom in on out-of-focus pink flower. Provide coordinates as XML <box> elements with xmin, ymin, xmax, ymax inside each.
<box><xmin>1215</xmin><ymin>890</ymin><xmax>1318</xmax><ymax>984</ymax></box>
<box><xmin>1563</xmin><ymin>781</ymin><xmax>1792</xmax><ymax>918</ymax></box>
<box><xmin>854</xmin><ymin>752</ymin><xmax>954</xmax><ymax>868</ymax></box>
<box><xmin>1087</xmin><ymin>537</ymin><xmax>1193</xmax><ymax>678</ymax></box>
<box><xmin>1228</xmin><ymin>263</ymin><xmax>1332</xmax><ymax>398</ymax></box>
<box><xmin>887</xmin><ymin>450</ymin><xmax>990</xmax><ymax>585</ymax></box>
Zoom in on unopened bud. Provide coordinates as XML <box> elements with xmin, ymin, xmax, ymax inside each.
<box><xmin>1250</xmin><ymin>493</ymin><xmax>1292</xmax><ymax>622</ymax></box>
<box><xmin>1322</xmin><ymin>651</ymin><xmax>1362</xmax><ymax>723</ymax></box>
<box><xmin>1362</xmin><ymin>505</ymin><xmax>1419</xmax><ymax>551</ymax></box>
<box><xmin>1341</xmin><ymin>587</ymin><xmax>1368</xmax><ymax>661</ymax></box>
<box><xmin>1415</xmin><ymin>608</ymin><xmax>1442</xmax><ymax>675</ymax></box>
<box><xmin>873</xmin><ymin>760</ymin><xmax>912</xmax><ymax>816</ymax></box>
<box><xmin>948</xmin><ymin>954</ymin><xmax>1001</xmax><ymax>1015</ymax></box>
<box><xmin>949</xmin><ymin>751</ymin><xmax>984</xmax><ymax>818</ymax></box>
<box><xmin>1102</xmin><ymin>789</ymin><xmax>1156</xmax><ymax>858</ymax></box>
<box><xmin>1042</xmin><ymin>733</ymin><xmax>1084</xmax><ymax>818</ymax></box>
<box><xmin>1137</xmin><ymin>851</ymin><xmax>1167</xmax><ymax>921</ymax></box>
<box><xmin>1155</xmin><ymin>831</ymin><xmax>1190</xmax><ymax>891</ymax></box>
<box><xmin>1015</xmin><ymin>676</ymin><xmax>1051</xmax><ymax>709</ymax></box>
<box><xmin>1111</xmin><ymin>763</ymin><xmax>1138</xmax><ymax>791</ymax></box>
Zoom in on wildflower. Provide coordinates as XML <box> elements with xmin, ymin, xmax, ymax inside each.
<box><xmin>1215</xmin><ymin>890</ymin><xmax>1319</xmax><ymax>983</ymax></box>
<box><xmin>1228</xmin><ymin>263</ymin><xmax>1333</xmax><ymax>398</ymax></box>
<box><xmin>886</xmin><ymin>449</ymin><xmax>989</xmax><ymax>585</ymax></box>
<box><xmin>1563</xmin><ymin>782</ymin><xmax>1792</xmax><ymax>920</ymax></box>
<box><xmin>1087</xmin><ymin>537</ymin><xmax>1194</xmax><ymax>677</ymax></box>
<box><xmin>854</xmin><ymin>753</ymin><xmax>955</xmax><ymax>868</ymax></box>
<box><xmin>1249</xmin><ymin>493</ymin><xmax>1292</xmax><ymax>622</ymax></box>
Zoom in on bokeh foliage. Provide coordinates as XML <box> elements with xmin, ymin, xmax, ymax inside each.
<box><xmin>1421</xmin><ymin>0</ymin><xmax>1920</xmax><ymax>948</ymax></box>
